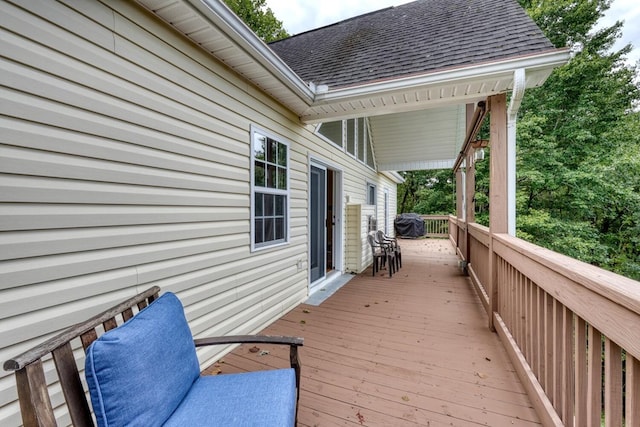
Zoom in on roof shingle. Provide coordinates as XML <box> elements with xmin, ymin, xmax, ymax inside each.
<box><xmin>269</xmin><ymin>0</ymin><xmax>555</xmax><ymax>89</ymax></box>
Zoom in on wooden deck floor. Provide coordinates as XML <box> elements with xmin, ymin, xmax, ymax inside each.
<box><xmin>206</xmin><ymin>239</ymin><xmax>540</xmax><ymax>426</ymax></box>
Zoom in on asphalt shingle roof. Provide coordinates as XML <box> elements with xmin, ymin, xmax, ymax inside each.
<box><xmin>269</xmin><ymin>0</ymin><xmax>556</xmax><ymax>89</ymax></box>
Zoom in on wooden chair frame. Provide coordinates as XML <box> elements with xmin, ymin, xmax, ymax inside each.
<box><xmin>3</xmin><ymin>286</ymin><xmax>303</xmax><ymax>427</ymax></box>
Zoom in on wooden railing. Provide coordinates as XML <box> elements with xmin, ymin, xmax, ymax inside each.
<box><xmin>420</xmin><ymin>215</ymin><xmax>449</xmax><ymax>238</ymax></box>
<box><xmin>467</xmin><ymin>222</ymin><xmax>490</xmax><ymax>313</ymax></box>
<box><xmin>448</xmin><ymin>215</ymin><xmax>458</xmax><ymax>247</ymax></box>
<box><xmin>449</xmin><ymin>218</ymin><xmax>640</xmax><ymax>426</ymax></box>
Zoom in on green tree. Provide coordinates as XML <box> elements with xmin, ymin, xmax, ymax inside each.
<box><xmin>223</xmin><ymin>0</ymin><xmax>289</xmax><ymax>42</ymax></box>
<box><xmin>508</xmin><ymin>0</ymin><xmax>640</xmax><ymax>278</ymax></box>
<box><xmin>397</xmin><ymin>169</ymin><xmax>455</xmax><ymax>215</ymax></box>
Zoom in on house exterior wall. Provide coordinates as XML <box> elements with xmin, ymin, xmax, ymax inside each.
<box><xmin>0</xmin><ymin>1</ymin><xmax>397</xmax><ymax>424</ymax></box>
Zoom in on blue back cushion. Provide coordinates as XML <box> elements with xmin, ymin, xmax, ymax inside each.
<box><xmin>85</xmin><ymin>292</ymin><xmax>200</xmax><ymax>427</ymax></box>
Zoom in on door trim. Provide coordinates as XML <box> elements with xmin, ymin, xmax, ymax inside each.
<box><xmin>308</xmin><ymin>157</ymin><xmax>344</xmax><ymax>294</ymax></box>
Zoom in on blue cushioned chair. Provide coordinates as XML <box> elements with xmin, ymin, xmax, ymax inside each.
<box><xmin>3</xmin><ymin>286</ymin><xmax>303</xmax><ymax>427</ymax></box>
<box><xmin>4</xmin><ymin>287</ymin><xmax>302</xmax><ymax>426</ymax></box>
<box><xmin>83</xmin><ymin>291</ymin><xmax>302</xmax><ymax>426</ymax></box>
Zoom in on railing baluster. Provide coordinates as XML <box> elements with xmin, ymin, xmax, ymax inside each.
<box><xmin>515</xmin><ymin>268</ymin><xmax>521</xmax><ymax>347</ymax></box>
<box><xmin>587</xmin><ymin>325</ymin><xmax>602</xmax><ymax>426</ymax></box>
<box><xmin>553</xmin><ymin>299</ymin><xmax>563</xmax><ymax>411</ymax></box>
<box><xmin>627</xmin><ymin>355</ymin><xmax>640</xmax><ymax>426</ymax></box>
<box><xmin>532</xmin><ymin>284</ymin><xmax>540</xmax><ymax>381</ymax></box>
<box><xmin>574</xmin><ymin>316</ymin><xmax>587</xmax><ymax>426</ymax></box>
<box><xmin>545</xmin><ymin>291</ymin><xmax>554</xmax><ymax>394</ymax></box>
<box><xmin>524</xmin><ymin>277</ymin><xmax>530</xmax><ymax>364</ymax></box>
<box><xmin>604</xmin><ymin>338</ymin><xmax>622</xmax><ymax>427</ymax></box>
<box><xmin>562</xmin><ymin>306</ymin><xmax>574</xmax><ymax>426</ymax></box>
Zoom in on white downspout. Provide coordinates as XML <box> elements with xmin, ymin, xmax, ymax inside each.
<box><xmin>507</xmin><ymin>69</ymin><xmax>526</xmax><ymax>236</ymax></box>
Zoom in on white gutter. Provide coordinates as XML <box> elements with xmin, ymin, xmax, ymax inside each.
<box><xmin>187</xmin><ymin>0</ymin><xmax>315</xmax><ymax>103</ymax></box>
<box><xmin>314</xmin><ymin>50</ymin><xmax>569</xmax><ymax>103</ymax></box>
<box><xmin>507</xmin><ymin>68</ymin><xmax>526</xmax><ymax>236</ymax></box>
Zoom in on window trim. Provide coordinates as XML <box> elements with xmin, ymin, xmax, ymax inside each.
<box><xmin>316</xmin><ymin>121</ymin><xmax>344</xmax><ymax>148</ymax></box>
<box><xmin>250</xmin><ymin>125</ymin><xmax>290</xmax><ymax>252</ymax></box>
<box><xmin>366</xmin><ymin>181</ymin><xmax>377</xmax><ymax>206</ymax></box>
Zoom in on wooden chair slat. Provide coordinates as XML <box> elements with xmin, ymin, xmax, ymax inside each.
<box><xmin>52</xmin><ymin>343</ymin><xmax>93</xmax><ymax>427</ymax></box>
<box><xmin>80</xmin><ymin>329</ymin><xmax>98</xmax><ymax>351</ymax></box>
<box><xmin>16</xmin><ymin>360</ymin><xmax>57</xmax><ymax>427</ymax></box>
<box><xmin>103</xmin><ymin>317</ymin><xmax>117</xmax><ymax>332</ymax></box>
<box><xmin>122</xmin><ymin>307</ymin><xmax>134</xmax><ymax>322</ymax></box>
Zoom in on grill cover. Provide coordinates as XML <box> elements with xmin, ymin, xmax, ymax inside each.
<box><xmin>394</xmin><ymin>213</ymin><xmax>425</xmax><ymax>238</ymax></box>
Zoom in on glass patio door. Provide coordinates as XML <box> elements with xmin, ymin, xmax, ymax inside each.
<box><xmin>310</xmin><ymin>164</ymin><xmax>326</xmax><ymax>283</ymax></box>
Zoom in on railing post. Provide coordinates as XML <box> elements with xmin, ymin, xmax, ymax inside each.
<box><xmin>488</xmin><ymin>93</ymin><xmax>508</xmax><ymax>330</ymax></box>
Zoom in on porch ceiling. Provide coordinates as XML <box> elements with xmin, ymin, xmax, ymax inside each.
<box><xmin>369</xmin><ymin>105</ymin><xmax>466</xmax><ymax>171</ymax></box>
<box><xmin>136</xmin><ymin>0</ymin><xmax>569</xmax><ymax>172</ymax></box>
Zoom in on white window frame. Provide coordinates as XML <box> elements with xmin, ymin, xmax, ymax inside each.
<box><xmin>316</xmin><ymin>121</ymin><xmax>344</xmax><ymax>148</ymax></box>
<box><xmin>366</xmin><ymin>181</ymin><xmax>377</xmax><ymax>206</ymax></box>
<box><xmin>250</xmin><ymin>125</ymin><xmax>290</xmax><ymax>251</ymax></box>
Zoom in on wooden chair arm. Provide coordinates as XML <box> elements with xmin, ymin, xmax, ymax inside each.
<box><xmin>194</xmin><ymin>335</ymin><xmax>304</xmax><ymax>395</ymax></box>
<box><xmin>193</xmin><ymin>335</ymin><xmax>303</xmax><ymax>347</ymax></box>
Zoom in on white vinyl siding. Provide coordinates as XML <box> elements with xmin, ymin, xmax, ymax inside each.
<box><xmin>0</xmin><ymin>1</ymin><xmax>398</xmax><ymax>425</ymax></box>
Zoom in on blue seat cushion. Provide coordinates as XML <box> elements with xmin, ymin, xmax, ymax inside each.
<box><xmin>85</xmin><ymin>292</ymin><xmax>200</xmax><ymax>427</ymax></box>
<box><xmin>164</xmin><ymin>368</ymin><xmax>297</xmax><ymax>427</ymax></box>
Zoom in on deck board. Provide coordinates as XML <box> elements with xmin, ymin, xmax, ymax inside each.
<box><xmin>205</xmin><ymin>239</ymin><xmax>540</xmax><ymax>426</ymax></box>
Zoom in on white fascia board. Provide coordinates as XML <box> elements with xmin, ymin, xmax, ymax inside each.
<box><xmin>315</xmin><ymin>49</ymin><xmax>570</xmax><ymax>104</ymax></box>
<box><xmin>379</xmin><ymin>159</ymin><xmax>457</xmax><ymax>172</ymax></box>
<box><xmin>186</xmin><ymin>0</ymin><xmax>314</xmax><ymax>103</ymax></box>
<box><xmin>382</xmin><ymin>171</ymin><xmax>405</xmax><ymax>184</ymax></box>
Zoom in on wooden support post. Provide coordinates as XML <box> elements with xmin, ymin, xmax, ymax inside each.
<box><xmin>455</xmin><ymin>168</ymin><xmax>463</xmax><ymax>255</ymax></box>
<box><xmin>465</xmin><ymin>103</ymin><xmax>476</xmax><ymax>265</ymax></box>
<box><xmin>465</xmin><ymin>150</ymin><xmax>475</xmax><ymax>264</ymax></box>
<box><xmin>488</xmin><ymin>93</ymin><xmax>508</xmax><ymax>330</ymax></box>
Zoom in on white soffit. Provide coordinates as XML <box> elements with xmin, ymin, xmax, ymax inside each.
<box><xmin>135</xmin><ymin>0</ymin><xmax>314</xmax><ymax>114</ymax></box>
<box><xmin>370</xmin><ymin>105</ymin><xmax>467</xmax><ymax>171</ymax></box>
<box><xmin>301</xmin><ymin>50</ymin><xmax>569</xmax><ymax>124</ymax></box>
<box><xmin>136</xmin><ymin>0</ymin><xmax>570</xmax><ymax>126</ymax></box>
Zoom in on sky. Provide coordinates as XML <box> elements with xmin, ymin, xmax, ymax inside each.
<box><xmin>267</xmin><ymin>0</ymin><xmax>640</xmax><ymax>67</ymax></box>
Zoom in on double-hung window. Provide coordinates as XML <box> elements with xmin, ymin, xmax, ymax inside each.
<box><xmin>366</xmin><ymin>182</ymin><xmax>377</xmax><ymax>206</ymax></box>
<box><xmin>251</xmin><ymin>126</ymin><xmax>289</xmax><ymax>250</ymax></box>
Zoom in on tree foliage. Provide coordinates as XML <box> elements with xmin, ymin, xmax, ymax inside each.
<box><xmin>397</xmin><ymin>169</ymin><xmax>456</xmax><ymax>215</ymax></box>
<box><xmin>223</xmin><ymin>0</ymin><xmax>288</xmax><ymax>42</ymax></box>
<box><xmin>512</xmin><ymin>0</ymin><xmax>640</xmax><ymax>279</ymax></box>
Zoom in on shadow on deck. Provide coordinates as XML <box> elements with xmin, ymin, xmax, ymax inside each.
<box><xmin>206</xmin><ymin>239</ymin><xmax>540</xmax><ymax>426</ymax></box>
